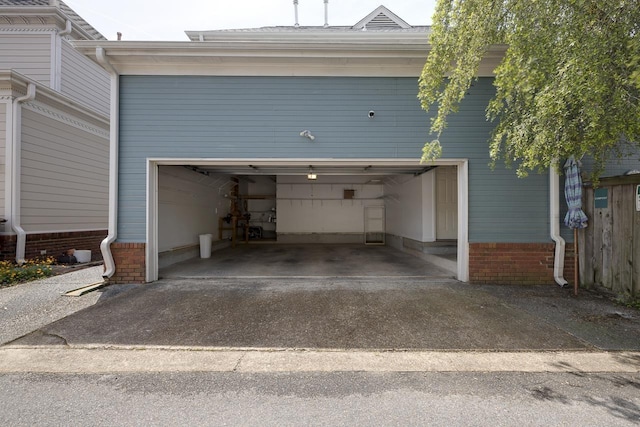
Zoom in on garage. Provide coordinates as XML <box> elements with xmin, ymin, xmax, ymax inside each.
<box><xmin>148</xmin><ymin>159</ymin><xmax>468</xmax><ymax>282</ymax></box>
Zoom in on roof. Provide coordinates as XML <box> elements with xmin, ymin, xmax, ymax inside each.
<box><xmin>186</xmin><ymin>5</ymin><xmax>429</xmax><ymax>41</ymax></box>
<box><xmin>0</xmin><ymin>0</ymin><xmax>105</xmax><ymax>40</ymax></box>
<box><xmin>72</xmin><ymin>0</ymin><xmax>505</xmax><ymax>79</ymax></box>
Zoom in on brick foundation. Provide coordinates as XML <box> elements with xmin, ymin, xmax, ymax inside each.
<box><xmin>469</xmin><ymin>242</ymin><xmax>576</xmax><ymax>286</ymax></box>
<box><xmin>109</xmin><ymin>242</ymin><xmax>146</xmax><ymax>284</ymax></box>
<box><xmin>0</xmin><ymin>230</ymin><xmax>107</xmax><ymax>261</ymax></box>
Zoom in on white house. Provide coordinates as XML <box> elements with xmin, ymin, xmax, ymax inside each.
<box><xmin>0</xmin><ymin>0</ymin><xmax>109</xmax><ymax>262</ymax></box>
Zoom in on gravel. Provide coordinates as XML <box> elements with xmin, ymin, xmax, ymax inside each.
<box><xmin>0</xmin><ymin>266</ymin><xmax>104</xmax><ymax>345</ymax></box>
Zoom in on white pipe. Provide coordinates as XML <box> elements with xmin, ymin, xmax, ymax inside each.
<box><xmin>324</xmin><ymin>0</ymin><xmax>329</xmax><ymax>27</ymax></box>
<box><xmin>550</xmin><ymin>166</ymin><xmax>568</xmax><ymax>286</ymax></box>
<box><xmin>59</xmin><ymin>19</ymin><xmax>72</xmax><ymax>37</ymax></box>
<box><xmin>11</xmin><ymin>83</ymin><xmax>36</xmax><ymax>264</ymax></box>
<box><xmin>293</xmin><ymin>1</ymin><xmax>299</xmax><ymax>27</ymax></box>
<box><xmin>96</xmin><ymin>47</ymin><xmax>119</xmax><ymax>279</ymax></box>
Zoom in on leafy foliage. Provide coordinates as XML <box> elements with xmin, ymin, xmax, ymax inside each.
<box><xmin>0</xmin><ymin>257</ymin><xmax>55</xmax><ymax>287</ymax></box>
<box><xmin>418</xmin><ymin>0</ymin><xmax>640</xmax><ymax>178</ymax></box>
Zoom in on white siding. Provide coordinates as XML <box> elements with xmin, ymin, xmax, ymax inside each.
<box><xmin>158</xmin><ymin>166</ymin><xmax>230</xmax><ymax>252</ymax></box>
<box><xmin>0</xmin><ymin>102</ymin><xmax>6</xmax><ymax>220</ymax></box>
<box><xmin>0</xmin><ymin>34</ymin><xmax>51</xmax><ymax>86</ymax></box>
<box><xmin>60</xmin><ymin>40</ymin><xmax>110</xmax><ymax>116</ymax></box>
<box><xmin>20</xmin><ymin>108</ymin><xmax>108</xmax><ymax>232</ymax></box>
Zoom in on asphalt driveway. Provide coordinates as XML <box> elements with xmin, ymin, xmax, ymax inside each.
<box><xmin>7</xmin><ymin>277</ymin><xmax>640</xmax><ymax>351</ymax></box>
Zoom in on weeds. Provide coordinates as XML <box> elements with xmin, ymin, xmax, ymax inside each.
<box><xmin>0</xmin><ymin>257</ymin><xmax>56</xmax><ymax>287</ymax></box>
<box><xmin>615</xmin><ymin>294</ymin><xmax>640</xmax><ymax>311</ymax></box>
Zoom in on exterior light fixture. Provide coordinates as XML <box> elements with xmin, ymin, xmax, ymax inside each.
<box><xmin>307</xmin><ymin>167</ymin><xmax>317</xmax><ymax>180</ymax></box>
<box><xmin>300</xmin><ymin>130</ymin><xmax>315</xmax><ymax>140</ymax></box>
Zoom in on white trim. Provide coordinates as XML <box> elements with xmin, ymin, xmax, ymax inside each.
<box><xmin>0</xmin><ymin>70</ymin><xmax>109</xmax><ymax>126</ymax></box>
<box><xmin>72</xmin><ymin>40</ymin><xmax>506</xmax><ymax>78</ymax></box>
<box><xmin>2</xmin><ymin>99</ymin><xmax>13</xmax><ymax>227</ymax></box>
<box><xmin>0</xmin><ymin>29</ymin><xmax>58</xmax><ymax>35</ymax></box>
<box><xmin>148</xmin><ymin>158</ymin><xmax>468</xmax><ymax>167</ymax></box>
<box><xmin>146</xmin><ymin>160</ymin><xmax>158</xmax><ymax>282</ymax></box>
<box><xmin>457</xmin><ymin>160</ymin><xmax>469</xmax><ymax>282</ymax></box>
<box><xmin>49</xmin><ymin>32</ymin><xmax>59</xmax><ymax>90</ymax></box>
<box><xmin>146</xmin><ymin>157</ymin><xmax>470</xmax><ymax>283</ymax></box>
<box><xmin>0</xmin><ymin>8</ymin><xmax>99</xmax><ymax>41</ymax></box>
<box><xmin>3</xmin><ymin>228</ymin><xmax>107</xmax><ymax>235</ymax></box>
<box><xmin>22</xmin><ymin>100</ymin><xmax>109</xmax><ymax>138</ymax></box>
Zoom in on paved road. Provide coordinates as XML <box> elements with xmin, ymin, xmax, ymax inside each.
<box><xmin>0</xmin><ymin>371</ymin><xmax>638</xmax><ymax>426</ymax></box>
<box><xmin>2</xmin><ymin>267</ymin><xmax>640</xmax><ymax>426</ymax></box>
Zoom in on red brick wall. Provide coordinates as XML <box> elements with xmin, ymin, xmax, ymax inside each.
<box><xmin>0</xmin><ymin>230</ymin><xmax>107</xmax><ymax>261</ymax></box>
<box><xmin>109</xmin><ymin>242</ymin><xmax>146</xmax><ymax>284</ymax></box>
<box><xmin>469</xmin><ymin>242</ymin><xmax>576</xmax><ymax>286</ymax></box>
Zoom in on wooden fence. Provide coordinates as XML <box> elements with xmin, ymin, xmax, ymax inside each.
<box><xmin>578</xmin><ymin>175</ymin><xmax>640</xmax><ymax>297</ymax></box>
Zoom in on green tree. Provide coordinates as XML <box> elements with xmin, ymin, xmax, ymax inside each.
<box><xmin>418</xmin><ymin>0</ymin><xmax>640</xmax><ymax>178</ymax></box>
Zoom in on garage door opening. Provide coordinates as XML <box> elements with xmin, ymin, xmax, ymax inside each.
<box><xmin>147</xmin><ymin>159</ymin><xmax>468</xmax><ymax>282</ymax></box>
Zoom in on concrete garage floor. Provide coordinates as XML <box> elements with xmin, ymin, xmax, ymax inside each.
<box><xmin>160</xmin><ymin>244</ymin><xmax>456</xmax><ymax>279</ymax></box>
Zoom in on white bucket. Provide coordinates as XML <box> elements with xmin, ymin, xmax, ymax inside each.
<box><xmin>199</xmin><ymin>234</ymin><xmax>212</xmax><ymax>258</ymax></box>
<box><xmin>74</xmin><ymin>250</ymin><xmax>91</xmax><ymax>263</ymax></box>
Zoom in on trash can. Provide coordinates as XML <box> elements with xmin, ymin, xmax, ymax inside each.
<box><xmin>74</xmin><ymin>250</ymin><xmax>91</xmax><ymax>263</ymax></box>
<box><xmin>199</xmin><ymin>234</ymin><xmax>212</xmax><ymax>258</ymax></box>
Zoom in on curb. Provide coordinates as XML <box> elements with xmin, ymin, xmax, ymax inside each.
<box><xmin>1</xmin><ymin>347</ymin><xmax>639</xmax><ymax>374</ymax></box>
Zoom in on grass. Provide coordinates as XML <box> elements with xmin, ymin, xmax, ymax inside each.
<box><xmin>0</xmin><ymin>257</ymin><xmax>56</xmax><ymax>288</ymax></box>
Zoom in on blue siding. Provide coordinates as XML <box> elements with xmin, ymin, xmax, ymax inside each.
<box><xmin>118</xmin><ymin>76</ymin><xmax>550</xmax><ymax>243</ymax></box>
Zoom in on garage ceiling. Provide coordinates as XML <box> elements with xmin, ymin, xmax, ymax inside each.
<box><xmin>192</xmin><ymin>164</ymin><xmax>437</xmax><ymax>176</ymax></box>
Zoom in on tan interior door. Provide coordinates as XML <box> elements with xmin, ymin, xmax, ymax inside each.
<box><xmin>436</xmin><ymin>166</ymin><xmax>458</xmax><ymax>240</ymax></box>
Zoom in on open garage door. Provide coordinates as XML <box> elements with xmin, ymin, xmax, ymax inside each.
<box><xmin>147</xmin><ymin>159</ymin><xmax>468</xmax><ymax>282</ymax></box>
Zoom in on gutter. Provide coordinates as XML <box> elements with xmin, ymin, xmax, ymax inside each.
<box><xmin>96</xmin><ymin>47</ymin><xmax>119</xmax><ymax>279</ymax></box>
<box><xmin>550</xmin><ymin>166</ymin><xmax>568</xmax><ymax>287</ymax></box>
<box><xmin>11</xmin><ymin>83</ymin><xmax>36</xmax><ymax>264</ymax></box>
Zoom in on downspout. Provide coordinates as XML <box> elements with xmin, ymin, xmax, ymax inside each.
<box><xmin>59</xmin><ymin>19</ymin><xmax>72</xmax><ymax>37</ymax></box>
<box><xmin>550</xmin><ymin>166</ymin><xmax>568</xmax><ymax>286</ymax></box>
<box><xmin>96</xmin><ymin>47</ymin><xmax>119</xmax><ymax>279</ymax></box>
<box><xmin>11</xmin><ymin>83</ymin><xmax>36</xmax><ymax>264</ymax></box>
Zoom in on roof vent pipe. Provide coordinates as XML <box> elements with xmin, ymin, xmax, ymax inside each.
<box><xmin>293</xmin><ymin>0</ymin><xmax>299</xmax><ymax>27</ymax></box>
<box><xmin>324</xmin><ymin>0</ymin><xmax>329</xmax><ymax>27</ymax></box>
<box><xmin>49</xmin><ymin>0</ymin><xmax>60</xmax><ymax>7</ymax></box>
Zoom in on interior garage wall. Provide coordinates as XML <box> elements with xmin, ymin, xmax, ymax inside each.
<box><xmin>158</xmin><ymin>166</ymin><xmax>230</xmax><ymax>266</ymax></box>
<box><xmin>385</xmin><ymin>172</ymin><xmax>436</xmax><ymax>242</ymax></box>
<box><xmin>276</xmin><ymin>175</ymin><xmax>384</xmax><ymax>242</ymax></box>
